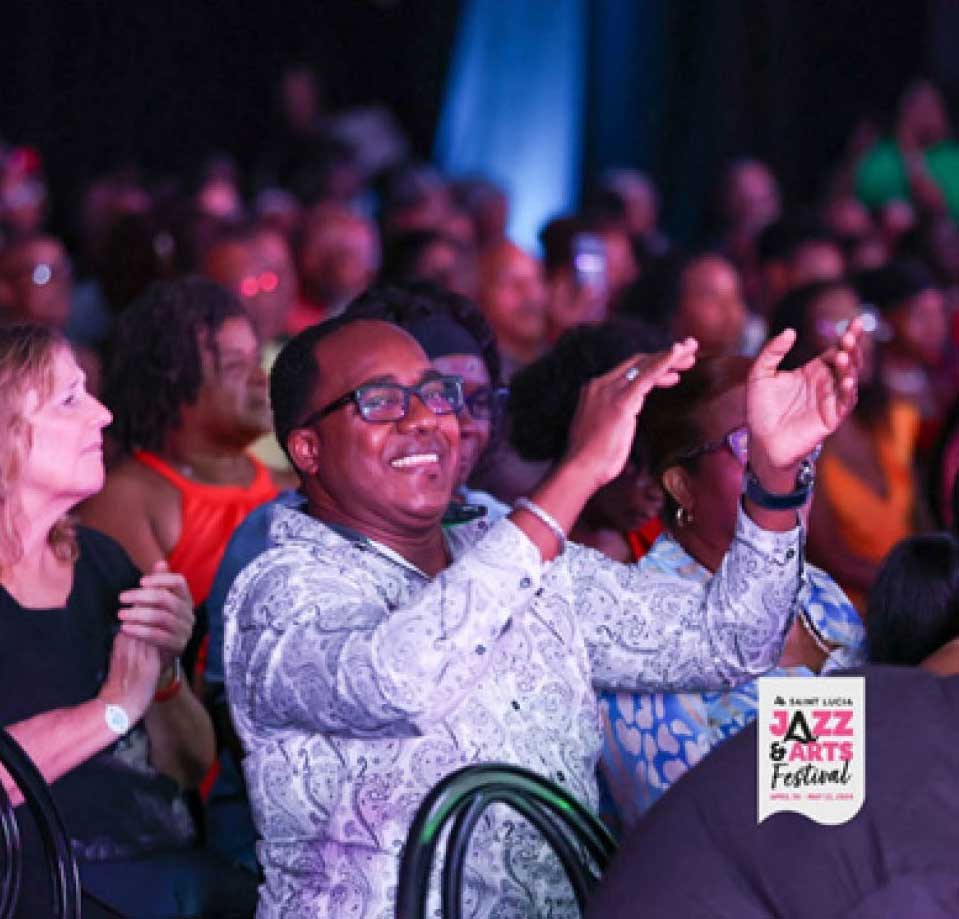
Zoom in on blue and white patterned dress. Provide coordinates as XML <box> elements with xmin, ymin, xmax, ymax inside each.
<box><xmin>597</xmin><ymin>532</ymin><xmax>867</xmax><ymax>833</ymax></box>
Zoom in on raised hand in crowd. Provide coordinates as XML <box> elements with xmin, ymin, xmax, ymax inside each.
<box><xmin>512</xmin><ymin>338</ymin><xmax>698</xmax><ymax>559</ymax></box>
<box><xmin>746</xmin><ymin>318</ymin><xmax>863</xmax><ymax>495</ymax></box>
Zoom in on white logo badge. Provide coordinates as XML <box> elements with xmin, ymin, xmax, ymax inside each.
<box><xmin>758</xmin><ymin>676</ymin><xmax>865</xmax><ymax>825</ymax></box>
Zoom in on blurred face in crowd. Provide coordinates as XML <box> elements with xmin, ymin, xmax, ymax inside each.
<box><xmin>897</xmin><ymin>81</ymin><xmax>950</xmax><ymax>150</ymax></box>
<box><xmin>478</xmin><ymin>243</ymin><xmax>547</xmax><ymax>357</ymax></box>
<box><xmin>545</xmin><ymin>271</ymin><xmax>608</xmax><ymax>341</ymax></box>
<box><xmin>197</xmin><ymin>177</ymin><xmax>243</xmax><ymax>223</ymax></box>
<box><xmin>823</xmin><ymin>196</ymin><xmax>873</xmax><ymax>242</ymax></box>
<box><xmin>847</xmin><ymin>235</ymin><xmax>888</xmax><ymax>273</ymax></box>
<box><xmin>790</xmin><ymin>240</ymin><xmax>845</xmax><ymax>288</ymax></box>
<box><xmin>431</xmin><ymin>353</ymin><xmax>492</xmax><ymax>487</ymax></box>
<box><xmin>586</xmin><ymin>461</ymin><xmax>663</xmax><ymax>535</ymax></box>
<box><xmin>878</xmin><ymin>200</ymin><xmax>916</xmax><ymax>251</ymax></box>
<box><xmin>890</xmin><ymin>287</ymin><xmax>948</xmax><ymax>368</ymax></box>
<box><xmin>443</xmin><ymin>208</ymin><xmax>477</xmax><ymax>250</ymax></box>
<box><xmin>386</xmin><ymin>188</ymin><xmax>454</xmax><ymax>238</ymax></box>
<box><xmin>616</xmin><ymin>174</ymin><xmax>659</xmax><ymax>239</ymax></box>
<box><xmin>290</xmin><ymin>321</ymin><xmax>460</xmax><ymax>534</ymax></box>
<box><xmin>181</xmin><ymin>317</ymin><xmax>272</xmax><ymax>448</ymax></box>
<box><xmin>0</xmin><ymin>149</ymin><xmax>46</xmax><ymax>238</ymax></box>
<box><xmin>724</xmin><ymin>161</ymin><xmax>781</xmax><ymax>236</ymax></box>
<box><xmin>204</xmin><ymin>234</ymin><xmax>298</xmax><ymax>343</ymax></box>
<box><xmin>808</xmin><ymin>285</ymin><xmax>876</xmax><ymax>381</ymax></box>
<box><xmin>601</xmin><ymin>229</ymin><xmax>639</xmax><ymax>300</ymax></box>
<box><xmin>0</xmin><ymin>236</ymin><xmax>73</xmax><ymax>328</ymax></box>
<box><xmin>414</xmin><ymin>237</ymin><xmax>478</xmax><ymax>300</ymax></box>
<box><xmin>298</xmin><ymin>210</ymin><xmax>379</xmax><ymax>309</ymax></box>
<box><xmin>252</xmin><ymin>230</ymin><xmax>298</xmax><ymax>340</ymax></box>
<box><xmin>674</xmin><ymin>255</ymin><xmax>746</xmax><ymax>355</ymax></box>
<box><xmin>19</xmin><ymin>344</ymin><xmax>113</xmax><ymax>508</ymax></box>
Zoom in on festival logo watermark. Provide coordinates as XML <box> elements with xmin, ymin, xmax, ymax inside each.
<box><xmin>757</xmin><ymin>676</ymin><xmax>865</xmax><ymax>825</ymax></box>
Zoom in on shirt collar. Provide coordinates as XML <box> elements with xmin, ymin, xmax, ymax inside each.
<box><xmin>269</xmin><ymin>503</ymin><xmax>466</xmax><ymax>580</ymax></box>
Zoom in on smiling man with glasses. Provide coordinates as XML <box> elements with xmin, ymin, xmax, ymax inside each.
<box><xmin>200</xmin><ymin>286</ymin><xmax>512</xmax><ymax>874</ymax></box>
<box><xmin>221</xmin><ymin>288</ymin><xmax>863</xmax><ymax>918</ymax></box>
<box><xmin>344</xmin><ymin>282</ymin><xmax>514</xmax><ymax>521</ymax></box>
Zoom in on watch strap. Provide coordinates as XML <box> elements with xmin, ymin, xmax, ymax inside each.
<box><xmin>743</xmin><ymin>459</ymin><xmax>815</xmax><ymax>511</ymax></box>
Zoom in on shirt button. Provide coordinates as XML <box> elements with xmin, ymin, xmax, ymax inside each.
<box><xmin>786</xmin><ymin>549</ymin><xmax>796</xmax><ymax>560</ymax></box>
<box><xmin>556</xmin><ymin>771</ymin><xmax>566</xmax><ymax>783</ymax></box>
<box><xmin>511</xmin><ymin>700</ymin><xmax>520</xmax><ymax>710</ymax></box>
<box><xmin>475</xmin><ymin>644</ymin><xmax>486</xmax><ymax>655</ymax></box>
<box><xmin>520</xmin><ymin>576</ymin><xmax>532</xmax><ymax>588</ymax></box>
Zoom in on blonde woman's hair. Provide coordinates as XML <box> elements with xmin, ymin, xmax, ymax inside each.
<box><xmin>0</xmin><ymin>324</ymin><xmax>78</xmax><ymax>569</ymax></box>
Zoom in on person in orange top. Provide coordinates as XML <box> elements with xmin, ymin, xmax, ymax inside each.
<box><xmin>81</xmin><ymin>278</ymin><xmax>290</xmax><ymax>667</ymax></box>
<box><xmin>770</xmin><ymin>279</ymin><xmax>920</xmax><ymax>610</ymax></box>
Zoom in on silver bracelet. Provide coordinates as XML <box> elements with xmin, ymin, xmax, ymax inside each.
<box><xmin>513</xmin><ymin>497</ymin><xmax>566</xmax><ymax>552</ymax></box>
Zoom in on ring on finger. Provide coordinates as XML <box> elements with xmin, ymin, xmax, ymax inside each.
<box><xmin>624</xmin><ymin>366</ymin><xmax>640</xmax><ymax>383</ymax></box>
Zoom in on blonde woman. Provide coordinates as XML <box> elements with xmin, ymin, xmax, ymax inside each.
<box><xmin>0</xmin><ymin>325</ymin><xmax>250</xmax><ymax>917</ymax></box>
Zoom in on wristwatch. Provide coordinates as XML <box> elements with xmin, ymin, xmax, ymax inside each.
<box><xmin>104</xmin><ymin>702</ymin><xmax>131</xmax><ymax>736</ymax></box>
<box><xmin>743</xmin><ymin>458</ymin><xmax>816</xmax><ymax>511</ymax></box>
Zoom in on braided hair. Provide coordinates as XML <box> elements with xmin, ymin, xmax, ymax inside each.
<box><xmin>104</xmin><ymin>276</ymin><xmax>247</xmax><ymax>453</ymax></box>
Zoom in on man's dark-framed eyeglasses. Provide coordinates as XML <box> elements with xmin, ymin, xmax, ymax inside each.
<box><xmin>298</xmin><ymin>374</ymin><xmax>465</xmax><ymax>426</ymax></box>
<box><xmin>462</xmin><ymin>386</ymin><xmax>509</xmax><ymax>420</ymax></box>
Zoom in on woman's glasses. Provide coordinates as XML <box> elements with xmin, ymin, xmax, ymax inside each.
<box><xmin>678</xmin><ymin>425</ymin><xmax>823</xmax><ymax>468</ymax></box>
<box><xmin>678</xmin><ymin>425</ymin><xmax>750</xmax><ymax>466</ymax></box>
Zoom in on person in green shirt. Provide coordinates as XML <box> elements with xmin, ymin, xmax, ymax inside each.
<box><xmin>856</xmin><ymin>80</ymin><xmax>959</xmax><ymax>221</ymax></box>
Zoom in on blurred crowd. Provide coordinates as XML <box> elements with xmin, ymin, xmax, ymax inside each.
<box><xmin>4</xmin><ymin>64</ymin><xmax>959</xmax><ymax>917</ymax></box>
<box><xmin>3</xmin><ymin>71</ymin><xmax>957</xmax><ymax>600</ymax></box>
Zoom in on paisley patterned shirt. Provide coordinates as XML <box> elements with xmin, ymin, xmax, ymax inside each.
<box><xmin>223</xmin><ymin>504</ymin><xmax>801</xmax><ymax>918</ymax></box>
<box><xmin>597</xmin><ymin>532</ymin><xmax>867</xmax><ymax>832</ymax></box>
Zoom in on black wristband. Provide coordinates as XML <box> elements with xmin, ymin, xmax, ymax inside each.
<box><xmin>743</xmin><ymin>459</ymin><xmax>815</xmax><ymax>511</ymax></box>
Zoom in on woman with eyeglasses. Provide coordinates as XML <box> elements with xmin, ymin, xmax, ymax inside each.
<box><xmin>769</xmin><ymin>279</ymin><xmax>920</xmax><ymax>611</ymax></box>
<box><xmin>596</xmin><ymin>353</ymin><xmax>866</xmax><ymax>831</ymax></box>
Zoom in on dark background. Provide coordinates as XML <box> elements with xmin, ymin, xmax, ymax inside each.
<box><xmin>0</xmin><ymin>0</ymin><xmax>951</xmax><ymax>243</ymax></box>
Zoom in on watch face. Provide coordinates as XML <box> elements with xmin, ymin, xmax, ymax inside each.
<box><xmin>798</xmin><ymin>459</ymin><xmax>816</xmax><ymax>488</ymax></box>
<box><xmin>105</xmin><ymin>704</ymin><xmax>130</xmax><ymax>735</ymax></box>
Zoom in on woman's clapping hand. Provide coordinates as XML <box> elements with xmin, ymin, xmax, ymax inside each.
<box><xmin>117</xmin><ymin>561</ymin><xmax>194</xmax><ymax>671</ymax></box>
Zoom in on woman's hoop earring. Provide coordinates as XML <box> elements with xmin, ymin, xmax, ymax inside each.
<box><xmin>675</xmin><ymin>505</ymin><xmax>694</xmax><ymax>528</ymax></box>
